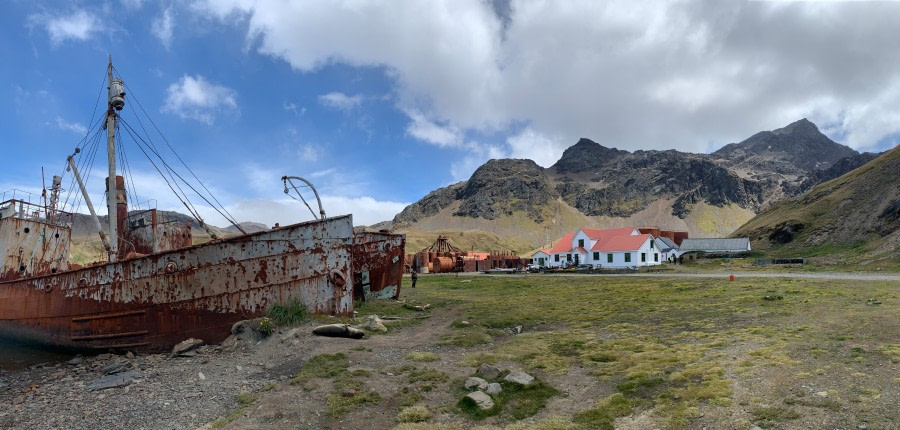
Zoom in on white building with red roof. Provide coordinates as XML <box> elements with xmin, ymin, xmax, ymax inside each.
<box><xmin>545</xmin><ymin>226</ymin><xmax>663</xmax><ymax>268</ymax></box>
<box><xmin>530</xmin><ymin>249</ymin><xmax>551</xmax><ymax>267</ymax></box>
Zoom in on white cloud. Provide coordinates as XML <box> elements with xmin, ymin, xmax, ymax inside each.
<box><xmin>506</xmin><ymin>128</ymin><xmax>565</xmax><ymax>168</ymax></box>
<box><xmin>161</xmin><ymin>75</ymin><xmax>238</xmax><ymax>125</ymax></box>
<box><xmin>405</xmin><ymin>111</ymin><xmax>462</xmax><ymax>148</ymax></box>
<box><xmin>192</xmin><ymin>0</ymin><xmax>900</xmax><ymax>159</ymax></box>
<box><xmin>152</xmin><ymin>7</ymin><xmax>175</xmax><ymax>49</ymax></box>
<box><xmin>318</xmin><ymin>92</ymin><xmax>363</xmax><ymax>110</ymax></box>
<box><xmin>54</xmin><ymin>116</ymin><xmax>88</xmax><ymax>135</ymax></box>
<box><xmin>30</xmin><ymin>10</ymin><xmax>100</xmax><ymax>45</ymax></box>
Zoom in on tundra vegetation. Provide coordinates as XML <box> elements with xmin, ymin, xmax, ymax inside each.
<box><xmin>211</xmin><ymin>274</ymin><xmax>897</xmax><ymax>429</ymax></box>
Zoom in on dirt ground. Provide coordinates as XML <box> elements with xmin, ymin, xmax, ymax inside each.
<box><xmin>2</xmin><ymin>273</ymin><xmax>897</xmax><ymax>430</ymax></box>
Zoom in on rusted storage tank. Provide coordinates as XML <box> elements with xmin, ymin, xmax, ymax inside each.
<box><xmin>432</xmin><ymin>256</ymin><xmax>454</xmax><ymax>273</ymax></box>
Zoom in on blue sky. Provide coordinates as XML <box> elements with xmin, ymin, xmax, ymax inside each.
<box><xmin>2</xmin><ymin>1</ymin><xmax>899</xmax><ymax>227</ymax></box>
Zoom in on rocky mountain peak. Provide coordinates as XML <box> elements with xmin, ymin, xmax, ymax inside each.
<box><xmin>456</xmin><ymin>158</ymin><xmax>556</xmax><ymax>221</ymax></box>
<box><xmin>713</xmin><ymin>118</ymin><xmax>857</xmax><ymax>173</ymax></box>
<box><xmin>551</xmin><ymin>138</ymin><xmax>627</xmax><ymax>173</ymax></box>
<box><xmin>772</xmin><ymin>118</ymin><xmax>820</xmax><ymax>137</ymax></box>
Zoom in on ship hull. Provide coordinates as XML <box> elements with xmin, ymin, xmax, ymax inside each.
<box><xmin>0</xmin><ymin>216</ymin><xmax>354</xmax><ymax>352</ymax></box>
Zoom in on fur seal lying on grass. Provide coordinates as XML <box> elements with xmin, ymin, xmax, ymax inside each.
<box><xmin>312</xmin><ymin>324</ymin><xmax>365</xmax><ymax>339</ymax></box>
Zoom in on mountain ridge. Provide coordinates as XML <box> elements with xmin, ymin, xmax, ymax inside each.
<box><xmin>389</xmin><ymin>119</ymin><xmax>868</xmax><ymax>247</ymax></box>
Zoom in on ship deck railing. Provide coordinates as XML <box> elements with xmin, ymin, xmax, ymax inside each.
<box><xmin>0</xmin><ymin>197</ymin><xmax>75</xmax><ymax>229</ymax></box>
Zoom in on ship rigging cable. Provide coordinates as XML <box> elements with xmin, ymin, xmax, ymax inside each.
<box><xmin>56</xmin><ymin>67</ymin><xmax>250</xmax><ymax>240</ymax></box>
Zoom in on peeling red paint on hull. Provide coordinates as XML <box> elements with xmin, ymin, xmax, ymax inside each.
<box><xmin>0</xmin><ymin>215</ymin><xmax>354</xmax><ymax>353</ymax></box>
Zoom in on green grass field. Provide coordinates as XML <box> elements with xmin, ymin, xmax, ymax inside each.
<box><xmin>392</xmin><ymin>273</ymin><xmax>898</xmax><ymax>429</ymax></box>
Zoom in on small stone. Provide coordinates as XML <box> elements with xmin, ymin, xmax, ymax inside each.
<box><xmin>750</xmin><ymin>426</ymin><xmax>763</xmax><ymax>430</ymax></box>
<box><xmin>100</xmin><ymin>360</ymin><xmax>129</xmax><ymax>375</ymax></box>
<box><xmin>485</xmin><ymin>382</ymin><xmax>502</xmax><ymax>395</ymax></box>
<box><xmin>198</xmin><ymin>372</ymin><xmax>206</xmax><ymax>381</ymax></box>
<box><xmin>86</xmin><ymin>370</ymin><xmax>141</xmax><ymax>391</ymax></box>
<box><xmin>478</xmin><ymin>364</ymin><xmax>501</xmax><ymax>380</ymax></box>
<box><xmin>464</xmin><ymin>377</ymin><xmax>488</xmax><ymax>391</ymax></box>
<box><xmin>125</xmin><ymin>352</ymin><xmax>135</xmax><ymax>360</ymax></box>
<box><xmin>341</xmin><ymin>389</ymin><xmax>356</xmax><ymax>397</ymax></box>
<box><xmin>503</xmin><ymin>370</ymin><xmax>535</xmax><ymax>386</ymax></box>
<box><xmin>170</xmin><ymin>338</ymin><xmax>204</xmax><ymax>357</ymax></box>
<box><xmin>858</xmin><ymin>424</ymin><xmax>868</xmax><ymax>430</ymax></box>
<box><xmin>96</xmin><ymin>353</ymin><xmax>112</xmax><ymax>361</ymax></box>
<box><xmin>815</xmin><ymin>391</ymin><xmax>828</xmax><ymax>398</ymax></box>
<box><xmin>459</xmin><ymin>320</ymin><xmax>470</xmax><ymax>326</ymax></box>
<box><xmin>464</xmin><ymin>391</ymin><xmax>494</xmax><ymax>410</ymax></box>
<box><xmin>67</xmin><ymin>355</ymin><xmax>83</xmax><ymax>366</ymax></box>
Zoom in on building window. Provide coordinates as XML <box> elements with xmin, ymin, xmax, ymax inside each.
<box><xmin>641</xmin><ymin>253</ymin><xmax>646</xmax><ymax>262</ymax></box>
<box><xmin>607</xmin><ymin>253</ymin><xmax>613</xmax><ymax>263</ymax></box>
<box><xmin>593</xmin><ymin>251</ymin><xmax>599</xmax><ymax>260</ymax></box>
<box><xmin>650</xmin><ymin>239</ymin><xmax>654</xmax><ymax>249</ymax></box>
<box><xmin>654</xmin><ymin>253</ymin><xmax>658</xmax><ymax>262</ymax></box>
<box><xmin>567</xmin><ymin>254</ymin><xmax>572</xmax><ymax>261</ymax></box>
<box><xmin>625</xmin><ymin>253</ymin><xmax>632</xmax><ymax>263</ymax></box>
<box><xmin>578</xmin><ymin>239</ymin><xmax>585</xmax><ymax>248</ymax></box>
<box><xmin>555</xmin><ymin>254</ymin><xmax>559</xmax><ymax>262</ymax></box>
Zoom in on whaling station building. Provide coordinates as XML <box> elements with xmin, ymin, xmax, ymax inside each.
<box><xmin>532</xmin><ymin>226</ymin><xmax>691</xmax><ymax>269</ymax></box>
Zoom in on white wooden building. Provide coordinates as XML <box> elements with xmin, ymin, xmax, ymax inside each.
<box><xmin>544</xmin><ymin>227</ymin><xmax>662</xmax><ymax>268</ymax></box>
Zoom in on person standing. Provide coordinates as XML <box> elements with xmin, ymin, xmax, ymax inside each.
<box><xmin>411</xmin><ymin>270</ymin><xmax>418</xmax><ymax>288</ymax></box>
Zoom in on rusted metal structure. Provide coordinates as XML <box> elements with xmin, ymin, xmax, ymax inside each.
<box><xmin>0</xmin><ymin>57</ymin><xmax>383</xmax><ymax>353</ymax></box>
<box><xmin>410</xmin><ymin>235</ymin><xmax>526</xmax><ymax>274</ymax></box>
<box><xmin>421</xmin><ymin>235</ymin><xmax>461</xmax><ymax>254</ymax></box>
<box><xmin>351</xmin><ymin>231</ymin><xmax>405</xmax><ymax>301</ymax></box>
<box><xmin>0</xmin><ymin>198</ymin><xmax>354</xmax><ymax>351</ymax></box>
<box><xmin>638</xmin><ymin>227</ymin><xmax>687</xmax><ymax>245</ymax></box>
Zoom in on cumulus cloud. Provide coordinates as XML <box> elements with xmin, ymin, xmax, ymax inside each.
<box><xmin>54</xmin><ymin>116</ymin><xmax>88</xmax><ymax>135</ymax></box>
<box><xmin>30</xmin><ymin>9</ymin><xmax>100</xmax><ymax>45</ymax></box>
<box><xmin>405</xmin><ymin>110</ymin><xmax>462</xmax><ymax>148</ymax></box>
<box><xmin>318</xmin><ymin>92</ymin><xmax>363</xmax><ymax>110</ymax></box>
<box><xmin>161</xmin><ymin>75</ymin><xmax>238</xmax><ymax>125</ymax></box>
<box><xmin>193</xmin><ymin>0</ymin><xmax>900</xmax><ymax>165</ymax></box>
<box><xmin>152</xmin><ymin>7</ymin><xmax>175</xmax><ymax>49</ymax></box>
<box><xmin>506</xmin><ymin>128</ymin><xmax>564</xmax><ymax>168</ymax></box>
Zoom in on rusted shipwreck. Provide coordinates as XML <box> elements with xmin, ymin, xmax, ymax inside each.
<box><xmin>0</xmin><ymin>58</ymin><xmax>403</xmax><ymax>353</ymax></box>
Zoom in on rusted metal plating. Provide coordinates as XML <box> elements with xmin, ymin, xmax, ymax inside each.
<box><xmin>0</xmin><ymin>215</ymin><xmax>354</xmax><ymax>352</ymax></box>
<box><xmin>351</xmin><ymin>231</ymin><xmax>405</xmax><ymax>301</ymax></box>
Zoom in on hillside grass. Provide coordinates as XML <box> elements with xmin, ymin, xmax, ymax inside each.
<box><xmin>399</xmin><ymin>274</ymin><xmax>898</xmax><ymax>428</ymax></box>
<box><xmin>733</xmin><ymin>146</ymin><xmax>900</xmax><ymax>271</ymax></box>
<box><xmin>403</xmin><ymin>230</ymin><xmax>537</xmax><ymax>255</ymax></box>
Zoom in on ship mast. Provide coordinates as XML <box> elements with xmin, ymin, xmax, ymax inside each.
<box><xmin>106</xmin><ymin>56</ymin><xmax>126</xmax><ymax>262</ymax></box>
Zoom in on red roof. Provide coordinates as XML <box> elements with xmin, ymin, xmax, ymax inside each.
<box><xmin>595</xmin><ymin>234</ymin><xmax>652</xmax><ymax>252</ymax></box>
<box><xmin>585</xmin><ymin>227</ymin><xmax>638</xmax><ymax>250</ymax></box>
<box><xmin>531</xmin><ymin>249</ymin><xmax>551</xmax><ymax>257</ymax></box>
<box><xmin>549</xmin><ymin>233</ymin><xmax>575</xmax><ymax>254</ymax></box>
<box><xmin>575</xmin><ymin>247</ymin><xmax>587</xmax><ymax>254</ymax></box>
